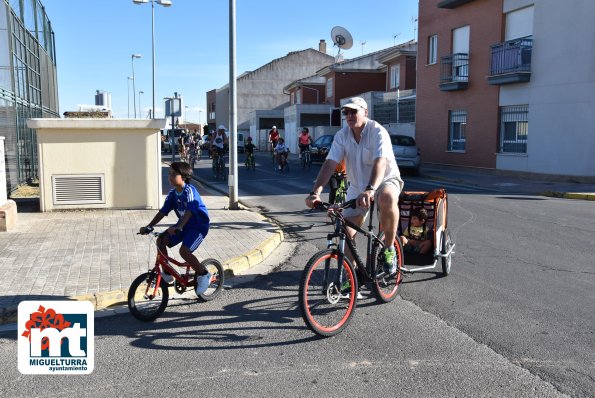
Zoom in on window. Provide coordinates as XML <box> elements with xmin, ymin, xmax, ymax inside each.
<box><xmin>499</xmin><ymin>105</ymin><xmax>528</xmax><ymax>154</ymax></box>
<box><xmin>448</xmin><ymin>110</ymin><xmax>466</xmax><ymax>151</ymax></box>
<box><xmin>326</xmin><ymin>77</ymin><xmax>333</xmax><ymax>98</ymax></box>
<box><xmin>389</xmin><ymin>64</ymin><xmax>400</xmax><ymax>89</ymax></box>
<box><xmin>296</xmin><ymin>89</ymin><xmax>302</xmax><ymax>104</ymax></box>
<box><xmin>428</xmin><ymin>35</ymin><xmax>437</xmax><ymax>65</ymax></box>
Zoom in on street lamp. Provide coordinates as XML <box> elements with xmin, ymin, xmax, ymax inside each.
<box><xmin>139</xmin><ymin>90</ymin><xmax>144</xmax><ymax>118</ymax></box>
<box><xmin>133</xmin><ymin>0</ymin><xmax>172</xmax><ymax>119</ymax></box>
<box><xmin>131</xmin><ymin>53</ymin><xmax>142</xmax><ymax>118</ymax></box>
<box><xmin>127</xmin><ymin>76</ymin><xmax>134</xmax><ymax>118</ymax></box>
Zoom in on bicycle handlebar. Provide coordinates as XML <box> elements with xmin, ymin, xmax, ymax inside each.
<box><xmin>312</xmin><ymin>198</ymin><xmax>357</xmax><ymax>212</ymax></box>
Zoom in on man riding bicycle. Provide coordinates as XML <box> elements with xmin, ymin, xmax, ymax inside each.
<box><xmin>305</xmin><ymin>97</ymin><xmax>404</xmax><ymax>279</ymax></box>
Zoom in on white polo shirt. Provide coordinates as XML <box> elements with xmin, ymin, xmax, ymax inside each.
<box><xmin>326</xmin><ymin>119</ymin><xmax>403</xmax><ymax>200</ymax></box>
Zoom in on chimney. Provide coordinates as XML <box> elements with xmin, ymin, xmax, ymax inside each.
<box><xmin>319</xmin><ymin>39</ymin><xmax>327</xmax><ymax>54</ymax></box>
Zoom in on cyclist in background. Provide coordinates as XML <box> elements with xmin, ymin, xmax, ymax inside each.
<box><xmin>298</xmin><ymin>127</ymin><xmax>313</xmax><ymax>160</ymax></box>
<box><xmin>211</xmin><ymin>125</ymin><xmax>227</xmax><ymax>159</ymax></box>
<box><xmin>274</xmin><ymin>137</ymin><xmax>289</xmax><ymax>171</ymax></box>
<box><xmin>269</xmin><ymin>126</ymin><xmax>280</xmax><ymax>152</ymax></box>
<box><xmin>244</xmin><ymin>136</ymin><xmax>257</xmax><ymax>168</ymax></box>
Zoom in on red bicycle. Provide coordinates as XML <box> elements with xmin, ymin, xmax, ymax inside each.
<box><xmin>128</xmin><ymin>229</ymin><xmax>224</xmax><ymax>322</ymax></box>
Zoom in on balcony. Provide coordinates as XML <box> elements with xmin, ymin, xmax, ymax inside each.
<box><xmin>488</xmin><ymin>37</ymin><xmax>532</xmax><ymax>85</ymax></box>
<box><xmin>439</xmin><ymin>53</ymin><xmax>469</xmax><ymax>91</ymax></box>
<box><xmin>437</xmin><ymin>0</ymin><xmax>475</xmax><ymax>9</ymax></box>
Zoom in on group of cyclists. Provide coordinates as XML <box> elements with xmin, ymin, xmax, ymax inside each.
<box><xmin>171</xmin><ymin>125</ymin><xmax>347</xmax><ymax>202</ymax></box>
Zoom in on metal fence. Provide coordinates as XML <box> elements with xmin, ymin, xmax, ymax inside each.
<box><xmin>490</xmin><ymin>37</ymin><xmax>532</xmax><ymax>76</ymax></box>
<box><xmin>499</xmin><ymin>105</ymin><xmax>528</xmax><ymax>154</ymax></box>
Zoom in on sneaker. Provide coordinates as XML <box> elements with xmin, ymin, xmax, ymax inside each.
<box><xmin>341</xmin><ymin>290</ymin><xmax>364</xmax><ymax>300</ymax></box>
<box><xmin>160</xmin><ymin>269</ymin><xmax>174</xmax><ymax>284</ymax></box>
<box><xmin>382</xmin><ymin>247</ymin><xmax>397</xmax><ymax>275</ymax></box>
<box><xmin>195</xmin><ymin>272</ymin><xmax>213</xmax><ymax>295</ymax></box>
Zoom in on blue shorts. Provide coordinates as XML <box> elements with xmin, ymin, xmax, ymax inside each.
<box><xmin>166</xmin><ymin>227</ymin><xmax>208</xmax><ymax>252</ymax></box>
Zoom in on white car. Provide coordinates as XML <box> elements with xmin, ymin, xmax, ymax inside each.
<box><xmin>391</xmin><ymin>135</ymin><xmax>421</xmax><ymax>175</ymax></box>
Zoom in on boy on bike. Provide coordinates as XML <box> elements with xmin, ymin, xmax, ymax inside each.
<box><xmin>244</xmin><ymin>136</ymin><xmax>256</xmax><ymax>165</ymax></box>
<box><xmin>139</xmin><ymin>161</ymin><xmax>212</xmax><ymax>295</ymax></box>
<box><xmin>274</xmin><ymin>137</ymin><xmax>289</xmax><ymax>171</ymax></box>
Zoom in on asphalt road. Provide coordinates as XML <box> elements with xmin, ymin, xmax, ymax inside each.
<box><xmin>190</xmin><ymin>151</ymin><xmax>594</xmax><ymax>397</ymax></box>
<box><xmin>0</xmin><ymin>151</ymin><xmax>592</xmax><ymax>397</ymax></box>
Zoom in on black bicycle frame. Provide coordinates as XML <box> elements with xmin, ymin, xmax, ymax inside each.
<box><xmin>324</xmin><ymin>202</ymin><xmax>385</xmax><ymax>290</ymax></box>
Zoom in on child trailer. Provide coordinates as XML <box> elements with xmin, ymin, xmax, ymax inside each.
<box><xmin>398</xmin><ymin>188</ymin><xmax>455</xmax><ymax>275</ymax></box>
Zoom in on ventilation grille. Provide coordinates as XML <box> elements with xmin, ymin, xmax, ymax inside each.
<box><xmin>52</xmin><ymin>174</ymin><xmax>105</xmax><ymax>205</ymax></box>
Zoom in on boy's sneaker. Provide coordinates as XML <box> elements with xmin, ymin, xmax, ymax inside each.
<box><xmin>195</xmin><ymin>272</ymin><xmax>213</xmax><ymax>295</ymax></box>
<box><xmin>160</xmin><ymin>269</ymin><xmax>174</xmax><ymax>284</ymax></box>
<box><xmin>382</xmin><ymin>247</ymin><xmax>397</xmax><ymax>275</ymax></box>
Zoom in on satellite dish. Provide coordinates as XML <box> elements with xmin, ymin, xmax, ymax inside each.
<box><xmin>331</xmin><ymin>26</ymin><xmax>353</xmax><ymax>50</ymax></box>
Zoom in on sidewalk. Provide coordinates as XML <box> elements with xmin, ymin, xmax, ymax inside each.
<box><xmin>420</xmin><ymin>164</ymin><xmax>595</xmax><ymax>200</ymax></box>
<box><xmin>0</xmin><ymin>175</ymin><xmax>283</xmax><ymax>324</ymax></box>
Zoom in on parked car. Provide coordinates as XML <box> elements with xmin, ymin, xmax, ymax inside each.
<box><xmin>237</xmin><ymin>132</ymin><xmax>245</xmax><ymax>153</ymax></box>
<box><xmin>391</xmin><ymin>134</ymin><xmax>421</xmax><ymax>174</ymax></box>
<box><xmin>310</xmin><ymin>134</ymin><xmax>335</xmax><ymax>163</ymax></box>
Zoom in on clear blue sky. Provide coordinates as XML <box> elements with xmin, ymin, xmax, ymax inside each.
<box><xmin>41</xmin><ymin>0</ymin><xmax>418</xmax><ymax>121</ymax></box>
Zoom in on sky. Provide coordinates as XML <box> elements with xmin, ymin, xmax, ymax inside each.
<box><xmin>41</xmin><ymin>0</ymin><xmax>419</xmax><ymax>122</ymax></box>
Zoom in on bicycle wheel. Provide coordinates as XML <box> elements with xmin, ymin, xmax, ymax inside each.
<box><xmin>251</xmin><ymin>156</ymin><xmax>255</xmax><ymax>171</ymax></box>
<box><xmin>441</xmin><ymin>229</ymin><xmax>453</xmax><ymax>276</ymax></box>
<box><xmin>305</xmin><ymin>152</ymin><xmax>311</xmax><ymax>171</ymax></box>
<box><xmin>128</xmin><ymin>272</ymin><xmax>169</xmax><ymax>322</ymax></box>
<box><xmin>196</xmin><ymin>258</ymin><xmax>225</xmax><ymax>302</ymax></box>
<box><xmin>371</xmin><ymin>233</ymin><xmax>403</xmax><ymax>303</ymax></box>
<box><xmin>299</xmin><ymin>249</ymin><xmax>358</xmax><ymax>337</ymax></box>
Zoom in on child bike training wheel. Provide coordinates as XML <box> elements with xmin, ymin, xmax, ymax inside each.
<box><xmin>128</xmin><ymin>271</ymin><xmax>170</xmax><ymax>322</ymax></box>
<box><xmin>196</xmin><ymin>258</ymin><xmax>225</xmax><ymax>302</ymax></box>
<box><xmin>441</xmin><ymin>230</ymin><xmax>453</xmax><ymax>276</ymax></box>
<box><xmin>299</xmin><ymin>249</ymin><xmax>358</xmax><ymax>337</ymax></box>
<box><xmin>371</xmin><ymin>233</ymin><xmax>403</xmax><ymax>303</ymax></box>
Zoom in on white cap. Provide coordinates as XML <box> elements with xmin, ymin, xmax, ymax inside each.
<box><xmin>218</xmin><ymin>125</ymin><xmax>226</xmax><ymax>131</ymax></box>
<box><xmin>272</xmin><ymin>125</ymin><xmax>277</xmax><ymax>129</ymax></box>
<box><xmin>342</xmin><ymin>96</ymin><xmax>368</xmax><ymax>111</ymax></box>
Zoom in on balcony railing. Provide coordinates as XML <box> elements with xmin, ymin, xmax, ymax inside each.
<box><xmin>440</xmin><ymin>53</ymin><xmax>469</xmax><ymax>91</ymax></box>
<box><xmin>488</xmin><ymin>37</ymin><xmax>532</xmax><ymax>85</ymax></box>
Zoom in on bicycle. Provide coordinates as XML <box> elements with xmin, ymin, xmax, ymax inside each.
<box><xmin>298</xmin><ymin>199</ymin><xmax>404</xmax><ymax>337</ymax></box>
<box><xmin>276</xmin><ymin>152</ymin><xmax>290</xmax><ymax>173</ymax></box>
<box><xmin>188</xmin><ymin>146</ymin><xmax>198</xmax><ymax>169</ymax></box>
<box><xmin>300</xmin><ymin>147</ymin><xmax>311</xmax><ymax>170</ymax></box>
<box><xmin>128</xmin><ymin>228</ymin><xmax>225</xmax><ymax>322</ymax></box>
<box><xmin>212</xmin><ymin>148</ymin><xmax>226</xmax><ymax>180</ymax></box>
<box><xmin>245</xmin><ymin>152</ymin><xmax>256</xmax><ymax>171</ymax></box>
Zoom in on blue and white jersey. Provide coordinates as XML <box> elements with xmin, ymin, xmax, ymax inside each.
<box><xmin>160</xmin><ymin>183</ymin><xmax>210</xmax><ymax>232</ymax></box>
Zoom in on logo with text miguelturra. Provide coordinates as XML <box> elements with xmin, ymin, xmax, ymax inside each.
<box><xmin>18</xmin><ymin>301</ymin><xmax>94</xmax><ymax>374</ymax></box>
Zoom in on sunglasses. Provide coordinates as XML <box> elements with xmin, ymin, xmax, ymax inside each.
<box><xmin>342</xmin><ymin>109</ymin><xmax>359</xmax><ymax>116</ymax></box>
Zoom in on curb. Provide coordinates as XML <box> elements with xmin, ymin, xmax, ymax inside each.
<box><xmin>541</xmin><ymin>191</ymin><xmax>595</xmax><ymax>201</ymax></box>
<box><xmin>1</xmin><ymin>224</ymin><xmax>283</xmax><ymax>325</ymax></box>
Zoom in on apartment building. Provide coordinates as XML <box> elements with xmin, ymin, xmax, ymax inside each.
<box><xmin>416</xmin><ymin>0</ymin><xmax>595</xmax><ymax>177</ymax></box>
<box><xmin>206</xmin><ymin>45</ymin><xmax>334</xmax><ymax>134</ymax></box>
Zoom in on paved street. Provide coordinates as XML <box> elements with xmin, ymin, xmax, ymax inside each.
<box><xmin>1</xmin><ymin>150</ymin><xmax>593</xmax><ymax>397</ymax></box>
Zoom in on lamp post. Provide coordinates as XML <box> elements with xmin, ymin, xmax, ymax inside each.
<box><xmin>133</xmin><ymin>0</ymin><xmax>172</xmax><ymax>119</ymax></box>
<box><xmin>131</xmin><ymin>54</ymin><xmax>142</xmax><ymax>118</ymax></box>
<box><xmin>185</xmin><ymin>105</ymin><xmax>189</xmax><ymax>128</ymax></box>
<box><xmin>127</xmin><ymin>76</ymin><xmax>134</xmax><ymax>118</ymax></box>
<box><xmin>198</xmin><ymin>109</ymin><xmax>202</xmax><ymax>124</ymax></box>
<box><xmin>139</xmin><ymin>90</ymin><xmax>144</xmax><ymax>118</ymax></box>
